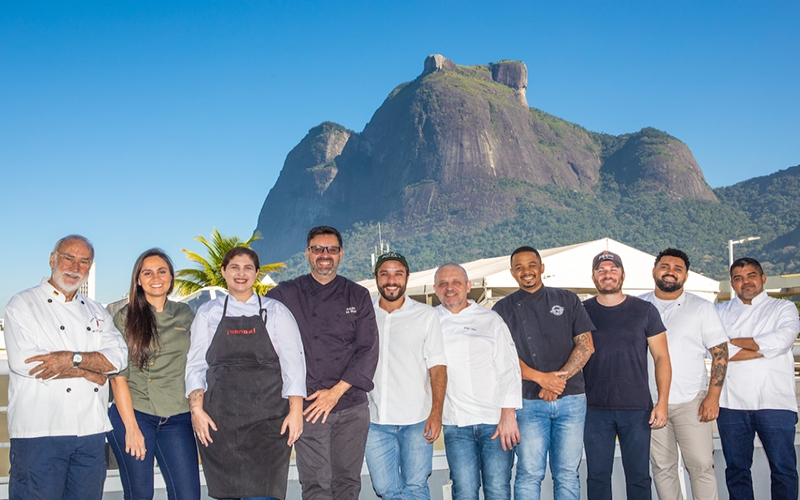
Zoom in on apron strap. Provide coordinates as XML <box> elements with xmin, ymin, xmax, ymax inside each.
<box><xmin>258</xmin><ymin>295</ymin><xmax>268</xmax><ymax>326</ymax></box>
<box><xmin>221</xmin><ymin>294</ymin><xmax>230</xmax><ymax>317</ymax></box>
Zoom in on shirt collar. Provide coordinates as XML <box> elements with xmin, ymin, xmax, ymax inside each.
<box><xmin>373</xmin><ymin>294</ymin><xmax>412</xmax><ymax>313</ymax></box>
<box><xmin>652</xmin><ymin>289</ymin><xmax>686</xmax><ymax>308</ymax></box>
<box><xmin>733</xmin><ymin>290</ymin><xmax>769</xmax><ymax>307</ymax></box>
<box><xmin>39</xmin><ymin>277</ymin><xmax>79</xmax><ymax>304</ymax></box>
<box><xmin>515</xmin><ymin>286</ymin><xmax>546</xmax><ymax>304</ymax></box>
<box><xmin>439</xmin><ymin>299</ymin><xmax>477</xmax><ymax>316</ymax></box>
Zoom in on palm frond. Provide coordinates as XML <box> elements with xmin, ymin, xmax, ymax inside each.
<box><xmin>175</xmin><ymin>228</ymin><xmax>284</xmax><ymax>297</ymax></box>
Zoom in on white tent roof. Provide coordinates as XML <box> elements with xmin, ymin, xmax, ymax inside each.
<box><xmin>358</xmin><ymin>237</ymin><xmax>721</xmax><ymax>305</ymax></box>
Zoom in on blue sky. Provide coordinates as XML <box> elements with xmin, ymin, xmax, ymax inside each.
<box><xmin>2</xmin><ymin>1</ymin><xmax>798</xmax><ymax>311</ymax></box>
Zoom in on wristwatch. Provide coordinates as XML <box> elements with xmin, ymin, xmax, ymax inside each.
<box><xmin>72</xmin><ymin>352</ymin><xmax>83</xmax><ymax>369</ymax></box>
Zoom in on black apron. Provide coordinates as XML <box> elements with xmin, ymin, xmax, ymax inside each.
<box><xmin>199</xmin><ymin>295</ymin><xmax>290</xmax><ymax>499</ymax></box>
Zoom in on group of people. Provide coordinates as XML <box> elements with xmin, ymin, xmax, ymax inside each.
<box><xmin>2</xmin><ymin>228</ymin><xmax>798</xmax><ymax>500</ymax></box>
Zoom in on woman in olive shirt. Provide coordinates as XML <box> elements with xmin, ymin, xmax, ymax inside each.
<box><xmin>108</xmin><ymin>249</ymin><xmax>201</xmax><ymax>500</ymax></box>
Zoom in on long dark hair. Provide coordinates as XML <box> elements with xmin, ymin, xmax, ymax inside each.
<box><xmin>125</xmin><ymin>249</ymin><xmax>175</xmax><ymax>370</ymax></box>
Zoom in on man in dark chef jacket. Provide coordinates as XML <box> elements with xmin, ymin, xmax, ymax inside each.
<box><xmin>268</xmin><ymin>225</ymin><xmax>379</xmax><ymax>500</ymax></box>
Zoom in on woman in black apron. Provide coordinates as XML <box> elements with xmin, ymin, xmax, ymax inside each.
<box><xmin>185</xmin><ymin>247</ymin><xmax>305</xmax><ymax>500</ymax></box>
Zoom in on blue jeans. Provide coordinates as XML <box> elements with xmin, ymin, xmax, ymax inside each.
<box><xmin>365</xmin><ymin>421</ymin><xmax>432</xmax><ymax>500</ymax></box>
<box><xmin>107</xmin><ymin>404</ymin><xmax>201</xmax><ymax>500</ymax></box>
<box><xmin>717</xmin><ymin>408</ymin><xmax>798</xmax><ymax>500</ymax></box>
<box><xmin>9</xmin><ymin>433</ymin><xmax>107</xmax><ymax>500</ymax></box>
<box><xmin>221</xmin><ymin>497</ymin><xmax>277</xmax><ymax>500</ymax></box>
<box><xmin>584</xmin><ymin>408</ymin><xmax>652</xmax><ymax>500</ymax></box>
<box><xmin>443</xmin><ymin>424</ymin><xmax>514</xmax><ymax>500</ymax></box>
<box><xmin>515</xmin><ymin>394</ymin><xmax>586</xmax><ymax>500</ymax></box>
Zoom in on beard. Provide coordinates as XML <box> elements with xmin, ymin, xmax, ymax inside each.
<box><xmin>310</xmin><ymin>256</ymin><xmax>338</xmax><ymax>277</ymax></box>
<box><xmin>378</xmin><ymin>283</ymin><xmax>406</xmax><ymax>302</ymax></box>
<box><xmin>597</xmin><ymin>282</ymin><xmax>623</xmax><ymax>295</ymax></box>
<box><xmin>52</xmin><ymin>270</ymin><xmax>87</xmax><ymax>293</ymax></box>
<box><xmin>655</xmin><ymin>275</ymin><xmax>684</xmax><ymax>294</ymax></box>
<box><xmin>593</xmin><ymin>276</ymin><xmax>623</xmax><ymax>295</ymax></box>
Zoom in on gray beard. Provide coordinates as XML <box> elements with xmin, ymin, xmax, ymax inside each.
<box><xmin>52</xmin><ymin>271</ymin><xmax>86</xmax><ymax>293</ymax></box>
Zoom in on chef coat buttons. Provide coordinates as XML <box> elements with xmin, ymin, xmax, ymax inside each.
<box><xmin>94</xmin><ymin>388</ymin><xmax>99</xmax><ymax>392</ymax></box>
<box><xmin>60</xmin><ymin>326</ymin><xmax>65</xmax><ymax>330</ymax></box>
<box><xmin>87</xmin><ymin>327</ymin><xmax>91</xmax><ymax>331</ymax></box>
<box><xmin>47</xmin><ymin>299</ymin><xmax>53</xmax><ymax>303</ymax></box>
<box><xmin>66</xmin><ymin>388</ymin><xmax>72</xmax><ymax>393</ymax></box>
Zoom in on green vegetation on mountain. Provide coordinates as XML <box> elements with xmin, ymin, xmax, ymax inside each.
<box><xmin>252</xmin><ymin>55</ymin><xmax>797</xmax><ymax>282</ymax></box>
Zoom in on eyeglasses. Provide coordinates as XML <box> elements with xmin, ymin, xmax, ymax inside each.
<box><xmin>307</xmin><ymin>245</ymin><xmax>341</xmax><ymax>255</ymax></box>
<box><xmin>56</xmin><ymin>251</ymin><xmax>93</xmax><ymax>268</ymax></box>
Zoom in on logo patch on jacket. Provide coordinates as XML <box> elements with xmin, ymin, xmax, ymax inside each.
<box><xmin>549</xmin><ymin>305</ymin><xmax>565</xmax><ymax>316</ymax></box>
<box><xmin>88</xmin><ymin>316</ymin><xmax>105</xmax><ymax>333</ymax></box>
<box><xmin>346</xmin><ymin>307</ymin><xmax>357</xmax><ymax>314</ymax></box>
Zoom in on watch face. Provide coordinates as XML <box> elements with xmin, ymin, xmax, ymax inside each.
<box><xmin>73</xmin><ymin>353</ymin><xmax>83</xmax><ymax>364</ymax></box>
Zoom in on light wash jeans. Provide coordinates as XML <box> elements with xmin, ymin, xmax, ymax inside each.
<box><xmin>364</xmin><ymin>421</ymin><xmax>432</xmax><ymax>500</ymax></box>
<box><xmin>514</xmin><ymin>394</ymin><xmax>586</xmax><ymax>500</ymax></box>
<box><xmin>443</xmin><ymin>424</ymin><xmax>514</xmax><ymax>500</ymax></box>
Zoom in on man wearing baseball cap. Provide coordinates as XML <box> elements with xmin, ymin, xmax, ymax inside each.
<box><xmin>581</xmin><ymin>250</ymin><xmax>672</xmax><ymax>500</ymax></box>
<box><xmin>365</xmin><ymin>252</ymin><xmax>447</xmax><ymax>500</ymax></box>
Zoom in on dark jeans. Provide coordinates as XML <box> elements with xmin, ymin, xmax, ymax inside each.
<box><xmin>9</xmin><ymin>433</ymin><xmax>107</xmax><ymax>500</ymax></box>
<box><xmin>717</xmin><ymin>408</ymin><xmax>798</xmax><ymax>500</ymax></box>
<box><xmin>295</xmin><ymin>402</ymin><xmax>370</xmax><ymax>500</ymax></box>
<box><xmin>107</xmin><ymin>404</ymin><xmax>201</xmax><ymax>500</ymax></box>
<box><xmin>584</xmin><ymin>408</ymin><xmax>652</xmax><ymax>500</ymax></box>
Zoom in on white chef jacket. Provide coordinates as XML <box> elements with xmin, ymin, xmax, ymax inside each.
<box><xmin>3</xmin><ymin>279</ymin><xmax>128</xmax><ymax>438</ymax></box>
<box><xmin>185</xmin><ymin>292</ymin><xmax>307</xmax><ymax>398</ymax></box>
<box><xmin>369</xmin><ymin>295</ymin><xmax>447</xmax><ymax>425</ymax></box>
<box><xmin>641</xmin><ymin>291</ymin><xmax>729</xmax><ymax>405</ymax></box>
<box><xmin>717</xmin><ymin>291</ymin><xmax>800</xmax><ymax>411</ymax></box>
<box><xmin>436</xmin><ymin>301</ymin><xmax>522</xmax><ymax>427</ymax></box>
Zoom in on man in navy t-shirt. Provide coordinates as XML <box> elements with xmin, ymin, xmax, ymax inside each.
<box><xmin>582</xmin><ymin>250</ymin><xmax>671</xmax><ymax>500</ymax></box>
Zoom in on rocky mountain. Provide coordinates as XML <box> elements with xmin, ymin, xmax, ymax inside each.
<box><xmin>253</xmin><ymin>55</ymin><xmax>791</xmax><ymax>280</ymax></box>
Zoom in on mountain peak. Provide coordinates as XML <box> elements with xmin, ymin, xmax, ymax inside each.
<box><xmin>253</xmin><ymin>56</ymin><xmax>718</xmax><ymax>263</ymax></box>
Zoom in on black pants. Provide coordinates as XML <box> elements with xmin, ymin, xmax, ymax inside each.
<box><xmin>295</xmin><ymin>402</ymin><xmax>370</xmax><ymax>500</ymax></box>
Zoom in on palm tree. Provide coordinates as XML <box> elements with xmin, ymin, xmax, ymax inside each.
<box><xmin>174</xmin><ymin>228</ymin><xmax>284</xmax><ymax>297</ymax></box>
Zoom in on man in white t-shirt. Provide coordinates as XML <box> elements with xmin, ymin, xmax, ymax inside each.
<box><xmin>641</xmin><ymin>248</ymin><xmax>729</xmax><ymax>500</ymax></box>
<box><xmin>717</xmin><ymin>257</ymin><xmax>800</xmax><ymax>500</ymax></box>
<box><xmin>365</xmin><ymin>252</ymin><xmax>447</xmax><ymax>500</ymax></box>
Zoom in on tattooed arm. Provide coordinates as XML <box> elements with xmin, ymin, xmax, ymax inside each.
<box><xmin>539</xmin><ymin>332</ymin><xmax>594</xmax><ymax>401</ymax></box>
<box><xmin>557</xmin><ymin>332</ymin><xmax>595</xmax><ymax>380</ymax></box>
<box><xmin>698</xmin><ymin>342</ymin><xmax>728</xmax><ymax>422</ymax></box>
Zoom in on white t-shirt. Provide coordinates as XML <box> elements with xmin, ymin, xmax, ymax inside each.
<box><xmin>369</xmin><ymin>296</ymin><xmax>447</xmax><ymax>425</ymax></box>
<box><xmin>641</xmin><ymin>290</ymin><xmax>729</xmax><ymax>405</ymax></box>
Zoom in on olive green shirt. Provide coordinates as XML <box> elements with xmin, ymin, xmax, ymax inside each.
<box><xmin>112</xmin><ymin>300</ymin><xmax>193</xmax><ymax>417</ymax></box>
